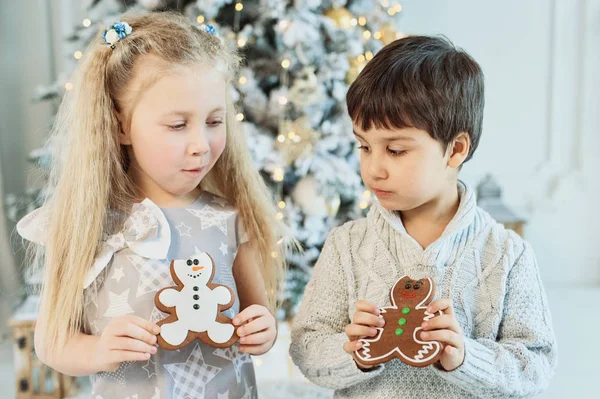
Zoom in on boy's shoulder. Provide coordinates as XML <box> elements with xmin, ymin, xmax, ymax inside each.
<box><xmin>475</xmin><ymin>205</ymin><xmax>533</xmax><ymax>264</ymax></box>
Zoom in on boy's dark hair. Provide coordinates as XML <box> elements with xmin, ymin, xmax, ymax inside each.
<box><xmin>346</xmin><ymin>35</ymin><xmax>484</xmax><ymax>162</ymax></box>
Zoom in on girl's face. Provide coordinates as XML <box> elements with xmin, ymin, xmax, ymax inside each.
<box><xmin>121</xmin><ymin>55</ymin><xmax>227</xmax><ymax>205</ymax></box>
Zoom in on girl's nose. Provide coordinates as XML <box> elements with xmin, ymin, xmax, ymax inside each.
<box><xmin>188</xmin><ymin>129</ymin><xmax>210</xmax><ymax>156</ymax></box>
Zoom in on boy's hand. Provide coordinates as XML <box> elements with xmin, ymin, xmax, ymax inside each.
<box><xmin>421</xmin><ymin>299</ymin><xmax>465</xmax><ymax>371</ymax></box>
<box><xmin>94</xmin><ymin>315</ymin><xmax>160</xmax><ymax>372</ymax></box>
<box><xmin>233</xmin><ymin>304</ymin><xmax>277</xmax><ymax>355</ymax></box>
<box><xmin>343</xmin><ymin>300</ymin><xmax>385</xmax><ymax>369</ymax></box>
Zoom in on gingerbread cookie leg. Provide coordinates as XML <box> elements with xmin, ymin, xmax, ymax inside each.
<box><xmin>207</xmin><ymin>320</ymin><xmax>235</xmax><ymax>344</ymax></box>
<box><xmin>160</xmin><ymin>320</ymin><xmax>189</xmax><ymax>347</ymax></box>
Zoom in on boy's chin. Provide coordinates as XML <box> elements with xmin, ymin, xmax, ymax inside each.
<box><xmin>376</xmin><ymin>197</ymin><xmax>410</xmax><ymax>212</ymax></box>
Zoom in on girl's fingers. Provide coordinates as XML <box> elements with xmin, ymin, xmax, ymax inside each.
<box><xmin>237</xmin><ymin>316</ymin><xmax>272</xmax><ymax>337</ymax></box>
<box><xmin>421</xmin><ymin>314</ymin><xmax>461</xmax><ymax>334</ymax></box>
<box><xmin>110</xmin><ymin>337</ymin><xmax>157</xmax><ymax>354</ymax></box>
<box><xmin>124</xmin><ymin>315</ymin><xmax>161</xmax><ymax>335</ymax></box>
<box><xmin>355</xmin><ymin>300</ymin><xmax>380</xmax><ymax>315</ymax></box>
<box><xmin>239</xmin><ymin>330</ymin><xmax>273</xmax><ymax>345</ymax></box>
<box><xmin>111</xmin><ymin>350</ymin><xmax>151</xmax><ymax>364</ymax></box>
<box><xmin>233</xmin><ymin>305</ymin><xmax>268</xmax><ymax>326</ymax></box>
<box><xmin>420</xmin><ymin>329</ymin><xmax>462</xmax><ymax>348</ymax></box>
<box><xmin>239</xmin><ymin>343</ymin><xmax>270</xmax><ymax>355</ymax></box>
<box><xmin>345</xmin><ymin>324</ymin><xmax>378</xmax><ymax>339</ymax></box>
<box><xmin>427</xmin><ymin>299</ymin><xmax>453</xmax><ymax>315</ymax></box>
<box><xmin>115</xmin><ymin>322</ymin><xmax>157</xmax><ymax>346</ymax></box>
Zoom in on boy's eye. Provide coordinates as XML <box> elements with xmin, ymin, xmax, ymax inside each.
<box><xmin>207</xmin><ymin>120</ymin><xmax>224</xmax><ymax>127</ymax></box>
<box><xmin>388</xmin><ymin>148</ymin><xmax>406</xmax><ymax>156</ymax></box>
<box><xmin>356</xmin><ymin>145</ymin><xmax>370</xmax><ymax>152</ymax></box>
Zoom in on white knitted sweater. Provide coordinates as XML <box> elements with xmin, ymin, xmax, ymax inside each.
<box><xmin>290</xmin><ymin>182</ymin><xmax>557</xmax><ymax>398</ymax></box>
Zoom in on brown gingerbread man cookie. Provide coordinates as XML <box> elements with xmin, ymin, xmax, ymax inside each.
<box><xmin>154</xmin><ymin>251</ymin><xmax>239</xmax><ymax>350</ymax></box>
<box><xmin>353</xmin><ymin>276</ymin><xmax>443</xmax><ymax>367</ymax></box>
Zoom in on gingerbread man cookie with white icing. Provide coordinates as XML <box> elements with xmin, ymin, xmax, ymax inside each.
<box><xmin>353</xmin><ymin>276</ymin><xmax>444</xmax><ymax>367</ymax></box>
<box><xmin>154</xmin><ymin>252</ymin><xmax>238</xmax><ymax>350</ymax></box>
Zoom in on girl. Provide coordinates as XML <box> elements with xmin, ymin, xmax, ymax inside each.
<box><xmin>17</xmin><ymin>11</ymin><xmax>286</xmax><ymax>399</ymax></box>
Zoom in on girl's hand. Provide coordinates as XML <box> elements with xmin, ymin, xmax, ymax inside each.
<box><xmin>93</xmin><ymin>315</ymin><xmax>160</xmax><ymax>372</ymax></box>
<box><xmin>233</xmin><ymin>304</ymin><xmax>277</xmax><ymax>355</ymax></box>
<box><xmin>421</xmin><ymin>299</ymin><xmax>465</xmax><ymax>371</ymax></box>
<box><xmin>343</xmin><ymin>300</ymin><xmax>384</xmax><ymax>370</ymax></box>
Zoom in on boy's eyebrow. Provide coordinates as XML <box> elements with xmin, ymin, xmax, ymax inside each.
<box><xmin>353</xmin><ymin>129</ymin><xmax>415</xmax><ymax>142</ymax></box>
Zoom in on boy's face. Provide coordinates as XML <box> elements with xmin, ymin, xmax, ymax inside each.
<box><xmin>354</xmin><ymin>125</ymin><xmax>455</xmax><ymax>212</ymax></box>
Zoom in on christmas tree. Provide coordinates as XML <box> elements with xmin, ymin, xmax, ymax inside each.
<box><xmin>9</xmin><ymin>0</ymin><xmax>406</xmax><ymax>317</ymax></box>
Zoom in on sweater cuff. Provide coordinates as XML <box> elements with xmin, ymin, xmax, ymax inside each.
<box><xmin>312</xmin><ymin>333</ymin><xmax>385</xmax><ymax>388</ymax></box>
<box><xmin>434</xmin><ymin>337</ymin><xmax>497</xmax><ymax>389</ymax></box>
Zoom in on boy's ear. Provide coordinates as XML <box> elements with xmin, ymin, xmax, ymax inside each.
<box><xmin>447</xmin><ymin>132</ymin><xmax>470</xmax><ymax>169</ymax></box>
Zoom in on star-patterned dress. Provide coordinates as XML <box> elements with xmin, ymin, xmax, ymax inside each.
<box><xmin>77</xmin><ymin>191</ymin><xmax>257</xmax><ymax>399</ymax></box>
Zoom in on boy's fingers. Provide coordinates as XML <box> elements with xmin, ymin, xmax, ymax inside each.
<box><xmin>420</xmin><ymin>329</ymin><xmax>461</xmax><ymax>348</ymax></box>
<box><xmin>353</xmin><ymin>312</ymin><xmax>385</xmax><ymax>327</ymax></box>
<box><xmin>421</xmin><ymin>314</ymin><xmax>461</xmax><ymax>334</ymax></box>
<box><xmin>343</xmin><ymin>340</ymin><xmax>363</xmax><ymax>354</ymax></box>
<box><xmin>239</xmin><ymin>331</ymin><xmax>271</xmax><ymax>345</ymax></box>
<box><xmin>427</xmin><ymin>299</ymin><xmax>453</xmax><ymax>315</ymax></box>
<box><xmin>355</xmin><ymin>300</ymin><xmax>380</xmax><ymax>315</ymax></box>
<box><xmin>345</xmin><ymin>324</ymin><xmax>378</xmax><ymax>338</ymax></box>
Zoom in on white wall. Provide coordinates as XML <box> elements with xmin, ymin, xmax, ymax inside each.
<box><xmin>397</xmin><ymin>0</ymin><xmax>599</xmax><ymax>285</ymax></box>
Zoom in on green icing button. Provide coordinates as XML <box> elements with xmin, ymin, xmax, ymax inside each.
<box><xmin>398</xmin><ymin>318</ymin><xmax>407</xmax><ymax>326</ymax></box>
<box><xmin>395</xmin><ymin>328</ymin><xmax>404</xmax><ymax>336</ymax></box>
<box><xmin>402</xmin><ymin>307</ymin><xmax>411</xmax><ymax>315</ymax></box>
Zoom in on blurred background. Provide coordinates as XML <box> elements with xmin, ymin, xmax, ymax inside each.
<box><xmin>0</xmin><ymin>0</ymin><xmax>598</xmax><ymax>398</ymax></box>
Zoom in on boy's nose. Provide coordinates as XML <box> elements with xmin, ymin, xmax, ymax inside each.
<box><xmin>367</xmin><ymin>158</ymin><xmax>388</xmax><ymax>180</ymax></box>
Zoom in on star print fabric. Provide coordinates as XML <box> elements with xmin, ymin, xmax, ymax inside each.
<box><xmin>84</xmin><ymin>191</ymin><xmax>256</xmax><ymax>399</ymax></box>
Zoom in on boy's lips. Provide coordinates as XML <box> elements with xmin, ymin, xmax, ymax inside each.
<box><xmin>372</xmin><ymin>188</ymin><xmax>393</xmax><ymax>197</ymax></box>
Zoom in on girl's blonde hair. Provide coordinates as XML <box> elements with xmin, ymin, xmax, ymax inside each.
<box><xmin>29</xmin><ymin>11</ymin><xmax>286</xmax><ymax>354</ymax></box>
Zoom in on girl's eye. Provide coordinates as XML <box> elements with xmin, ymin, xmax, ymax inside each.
<box><xmin>207</xmin><ymin>120</ymin><xmax>224</xmax><ymax>127</ymax></box>
<box><xmin>168</xmin><ymin>123</ymin><xmax>186</xmax><ymax>131</ymax></box>
<box><xmin>388</xmin><ymin>148</ymin><xmax>406</xmax><ymax>156</ymax></box>
<box><xmin>356</xmin><ymin>145</ymin><xmax>370</xmax><ymax>152</ymax></box>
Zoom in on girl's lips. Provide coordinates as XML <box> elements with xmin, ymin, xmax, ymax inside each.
<box><xmin>183</xmin><ymin>167</ymin><xmax>204</xmax><ymax>176</ymax></box>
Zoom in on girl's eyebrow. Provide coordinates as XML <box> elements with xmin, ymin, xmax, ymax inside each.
<box><xmin>162</xmin><ymin>107</ymin><xmax>225</xmax><ymax>118</ymax></box>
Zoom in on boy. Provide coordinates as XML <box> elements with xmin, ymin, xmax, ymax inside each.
<box><xmin>290</xmin><ymin>35</ymin><xmax>557</xmax><ymax>398</ymax></box>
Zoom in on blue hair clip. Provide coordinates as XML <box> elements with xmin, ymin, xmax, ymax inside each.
<box><xmin>103</xmin><ymin>20</ymin><xmax>133</xmax><ymax>49</ymax></box>
<box><xmin>200</xmin><ymin>24</ymin><xmax>218</xmax><ymax>37</ymax></box>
